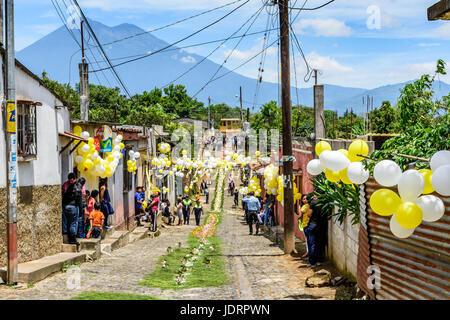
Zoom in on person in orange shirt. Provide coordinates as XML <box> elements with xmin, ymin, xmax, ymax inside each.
<box><xmin>87</xmin><ymin>202</ymin><xmax>104</xmax><ymax>239</ymax></box>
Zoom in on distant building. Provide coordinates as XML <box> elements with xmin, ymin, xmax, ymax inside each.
<box><xmin>219</xmin><ymin>118</ymin><xmax>242</xmax><ymax>135</ymax></box>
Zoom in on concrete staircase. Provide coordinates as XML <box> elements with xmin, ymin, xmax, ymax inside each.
<box><xmin>0</xmin><ymin>223</ymin><xmax>156</xmax><ymax>284</ymax></box>
<box><xmin>259</xmin><ymin>225</ymin><xmax>307</xmax><ymax>254</ymax></box>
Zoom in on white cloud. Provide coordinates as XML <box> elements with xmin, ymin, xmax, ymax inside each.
<box><xmin>180</xmin><ymin>55</ymin><xmax>196</xmax><ymax>63</ymax></box>
<box><xmin>305</xmin><ymin>52</ymin><xmax>355</xmax><ymax>74</ymax></box>
<box><xmin>294</xmin><ymin>19</ymin><xmax>352</xmax><ymax>37</ymax></box>
<box><xmin>418</xmin><ymin>43</ymin><xmax>441</xmax><ymax>47</ymax></box>
<box><xmin>429</xmin><ymin>24</ymin><xmax>450</xmax><ymax>40</ymax></box>
<box><xmin>224</xmin><ymin>38</ymin><xmax>277</xmax><ymax>61</ymax></box>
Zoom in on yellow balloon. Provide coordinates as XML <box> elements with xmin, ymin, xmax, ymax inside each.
<box><xmin>77</xmin><ymin>163</ymin><xmax>85</xmax><ymax>172</ymax></box>
<box><xmin>276</xmin><ymin>195</ymin><xmax>283</xmax><ymax>202</ymax></box>
<box><xmin>348</xmin><ymin>139</ymin><xmax>369</xmax><ymax>162</ymax></box>
<box><xmin>127</xmin><ymin>167</ymin><xmax>133</xmax><ymax>173</ymax></box>
<box><xmin>83</xmin><ymin>159</ymin><xmax>94</xmax><ymax>170</ymax></box>
<box><xmin>94</xmin><ymin>158</ymin><xmax>101</xmax><ymax>165</ymax></box>
<box><xmin>337</xmin><ymin>149</ymin><xmax>349</xmax><ymax>158</ymax></box>
<box><xmin>419</xmin><ymin>169</ymin><xmax>434</xmax><ymax>194</ymax></box>
<box><xmin>370</xmin><ymin>189</ymin><xmax>402</xmax><ymax>216</ymax></box>
<box><xmin>107</xmin><ymin>155</ymin><xmax>115</xmax><ymax>162</ymax></box>
<box><xmin>73</xmin><ymin>125</ymin><xmax>82</xmax><ymax>136</ymax></box>
<box><xmin>105</xmin><ymin>165</ymin><xmax>112</xmax><ymax>174</ymax></box>
<box><xmin>294</xmin><ymin>193</ymin><xmax>302</xmax><ymax>201</ymax></box>
<box><xmin>315</xmin><ymin>141</ymin><xmax>332</xmax><ymax>156</ymax></box>
<box><xmin>267</xmin><ymin>190</ymin><xmax>272</xmax><ymax>195</ymax></box>
<box><xmin>142</xmin><ymin>201</ymin><xmax>148</xmax><ymax>210</ymax></box>
<box><xmin>119</xmin><ymin>143</ymin><xmax>125</xmax><ymax>150</ymax></box>
<box><xmin>325</xmin><ymin>169</ymin><xmax>340</xmax><ymax>183</ymax></box>
<box><xmin>339</xmin><ymin>168</ymin><xmax>353</xmax><ymax>185</ymax></box>
<box><xmin>87</xmin><ymin>137</ymin><xmax>94</xmax><ymax>146</ymax></box>
<box><xmin>395</xmin><ymin>202</ymin><xmax>423</xmax><ymax>229</ymax></box>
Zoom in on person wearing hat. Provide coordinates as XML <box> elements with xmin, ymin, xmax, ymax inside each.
<box><xmin>242</xmin><ymin>191</ymin><xmax>261</xmax><ymax>235</ymax></box>
<box><xmin>193</xmin><ymin>199</ymin><xmax>204</xmax><ymax>226</ymax></box>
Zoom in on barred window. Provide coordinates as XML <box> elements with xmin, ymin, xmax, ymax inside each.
<box><xmin>17</xmin><ymin>101</ymin><xmax>37</xmax><ymax>159</ymax></box>
<box><xmin>123</xmin><ymin>148</ymin><xmax>133</xmax><ymax>192</ymax></box>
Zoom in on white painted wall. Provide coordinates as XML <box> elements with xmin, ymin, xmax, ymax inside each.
<box><xmin>0</xmin><ymin>56</ymin><xmax>67</xmax><ymax>188</ymax></box>
<box><xmin>328</xmin><ymin>208</ymin><xmax>359</xmax><ymax>278</ymax></box>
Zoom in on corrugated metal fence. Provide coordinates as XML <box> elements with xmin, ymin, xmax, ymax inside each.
<box><xmin>358</xmin><ymin>178</ymin><xmax>450</xmax><ymax>300</ymax></box>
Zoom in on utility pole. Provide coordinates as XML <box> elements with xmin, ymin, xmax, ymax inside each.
<box><xmin>79</xmin><ymin>20</ymin><xmax>89</xmax><ymax>121</ymax></box>
<box><xmin>245</xmin><ymin>107</ymin><xmax>249</xmax><ymax>157</ymax></box>
<box><xmin>350</xmin><ymin>108</ymin><xmax>353</xmax><ymax>139</ymax></box>
<box><xmin>279</xmin><ymin>0</ymin><xmax>295</xmax><ymax>254</ymax></box>
<box><xmin>208</xmin><ymin>97</ymin><xmax>211</xmax><ymax>129</ymax></box>
<box><xmin>239</xmin><ymin>86</ymin><xmax>243</xmax><ymax>122</ymax></box>
<box><xmin>5</xmin><ymin>0</ymin><xmax>18</xmax><ymax>284</ymax></box>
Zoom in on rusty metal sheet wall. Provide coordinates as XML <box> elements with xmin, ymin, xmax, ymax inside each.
<box><xmin>364</xmin><ymin>178</ymin><xmax>450</xmax><ymax>300</ymax></box>
<box><xmin>357</xmin><ymin>184</ymin><xmax>376</xmax><ymax>299</ymax></box>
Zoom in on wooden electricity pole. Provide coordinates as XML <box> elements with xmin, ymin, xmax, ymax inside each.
<box><xmin>278</xmin><ymin>0</ymin><xmax>295</xmax><ymax>254</ymax></box>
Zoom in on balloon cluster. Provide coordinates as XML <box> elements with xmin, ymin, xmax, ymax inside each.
<box><xmin>263</xmin><ymin>164</ymin><xmax>279</xmax><ymax>195</ymax></box>
<box><xmin>307</xmin><ymin>140</ymin><xmax>370</xmax><ymax>185</ymax></box>
<box><xmin>370</xmin><ymin>150</ymin><xmax>449</xmax><ymax>238</ymax></box>
<box><xmin>73</xmin><ymin>125</ymin><xmax>125</xmax><ymax>178</ymax></box>
<box><xmin>158</xmin><ymin>142</ymin><xmax>171</xmax><ymax>154</ymax></box>
<box><xmin>248</xmin><ymin>176</ymin><xmax>262</xmax><ymax>197</ymax></box>
<box><xmin>127</xmin><ymin>150</ymin><xmax>140</xmax><ymax>174</ymax></box>
<box><xmin>274</xmin><ymin>175</ymin><xmax>302</xmax><ymax>205</ymax></box>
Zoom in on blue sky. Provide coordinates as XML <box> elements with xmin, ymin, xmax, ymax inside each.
<box><xmin>15</xmin><ymin>0</ymin><xmax>450</xmax><ymax>89</ymax></box>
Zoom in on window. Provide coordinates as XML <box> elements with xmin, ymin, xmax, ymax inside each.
<box><xmin>17</xmin><ymin>101</ymin><xmax>37</xmax><ymax>159</ymax></box>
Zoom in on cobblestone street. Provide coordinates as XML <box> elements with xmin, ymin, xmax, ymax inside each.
<box><xmin>0</xmin><ymin>175</ymin><xmax>336</xmax><ymax>300</ymax></box>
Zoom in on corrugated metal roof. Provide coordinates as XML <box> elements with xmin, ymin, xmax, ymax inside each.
<box><xmin>364</xmin><ymin>178</ymin><xmax>450</xmax><ymax>300</ymax></box>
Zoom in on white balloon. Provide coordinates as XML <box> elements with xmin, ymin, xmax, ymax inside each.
<box><xmin>390</xmin><ymin>215</ymin><xmax>415</xmax><ymax>239</ymax></box>
<box><xmin>96</xmin><ymin>165</ymin><xmax>105</xmax><ymax>174</ymax></box>
<box><xmin>81</xmin><ymin>131</ymin><xmax>90</xmax><ymax>139</ymax></box>
<box><xmin>319</xmin><ymin>150</ymin><xmax>331</xmax><ymax>164</ymax></box>
<box><xmin>306</xmin><ymin>159</ymin><xmax>324</xmax><ymax>176</ymax></box>
<box><xmin>81</xmin><ymin>144</ymin><xmax>90</xmax><ymax>154</ymax></box>
<box><xmin>113</xmin><ymin>145</ymin><xmax>121</xmax><ymax>152</ymax></box>
<box><xmin>414</xmin><ymin>195</ymin><xmax>445</xmax><ymax>222</ymax></box>
<box><xmin>398</xmin><ymin>170</ymin><xmax>425</xmax><ymax>201</ymax></box>
<box><xmin>373</xmin><ymin>160</ymin><xmax>402</xmax><ymax>187</ymax></box>
<box><xmin>112</xmin><ymin>151</ymin><xmax>121</xmax><ymax>159</ymax></box>
<box><xmin>91</xmin><ymin>152</ymin><xmax>99</xmax><ymax>160</ymax></box>
<box><xmin>322</xmin><ymin>151</ymin><xmax>350</xmax><ymax>172</ymax></box>
<box><xmin>129</xmin><ymin>151</ymin><xmax>135</xmax><ymax>159</ymax></box>
<box><xmin>75</xmin><ymin>155</ymin><xmax>84</xmax><ymax>164</ymax></box>
<box><xmin>347</xmin><ymin>162</ymin><xmax>370</xmax><ymax>185</ymax></box>
<box><xmin>430</xmin><ymin>150</ymin><xmax>450</xmax><ymax>172</ymax></box>
<box><xmin>431</xmin><ymin>164</ymin><xmax>450</xmax><ymax>196</ymax></box>
<box><xmin>115</xmin><ymin>135</ymin><xmax>123</xmax><ymax>143</ymax></box>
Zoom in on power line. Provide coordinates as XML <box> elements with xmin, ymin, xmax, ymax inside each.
<box><xmin>60</xmin><ymin>0</ymin><xmax>114</xmax><ymax>88</ymax></box>
<box><xmin>51</xmin><ymin>0</ymin><xmax>104</xmax><ymax>87</ymax></box>
<box><xmin>191</xmin><ymin>3</ymin><xmax>270</xmax><ymax>98</ymax></box>
<box><xmin>90</xmin><ymin>0</ymin><xmax>251</xmax><ymax>73</ymax></box>
<box><xmin>72</xmin><ymin>0</ymin><xmax>133</xmax><ymax>98</ymax></box>
<box><xmin>91</xmin><ymin>28</ymin><xmax>280</xmax><ymax>65</ymax></box>
<box><xmin>96</xmin><ymin>0</ymin><xmax>246</xmax><ymax>48</ymax></box>
<box><xmin>161</xmin><ymin>2</ymin><xmax>267</xmax><ymax>89</ymax></box>
<box><xmin>282</xmin><ymin>0</ymin><xmax>335</xmax><ymax>10</ymax></box>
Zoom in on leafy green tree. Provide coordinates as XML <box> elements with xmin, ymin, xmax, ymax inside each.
<box><xmin>369</xmin><ymin>101</ymin><xmax>400</xmax><ymax>134</ymax></box>
<box><xmin>89</xmin><ymin>84</ymin><xmax>129</xmax><ymax>123</ymax></box>
<box><xmin>251</xmin><ymin>101</ymin><xmax>281</xmax><ymax>131</ymax></box>
<box><xmin>368</xmin><ymin>60</ymin><xmax>449</xmax><ymax>170</ymax></box>
<box><xmin>41</xmin><ymin>72</ymin><xmax>80</xmax><ymax>117</ymax></box>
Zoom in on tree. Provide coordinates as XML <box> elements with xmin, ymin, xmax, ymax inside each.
<box><xmin>369</xmin><ymin>101</ymin><xmax>400</xmax><ymax>134</ymax></box>
<box><xmin>368</xmin><ymin>60</ymin><xmax>449</xmax><ymax>170</ymax></box>
<box><xmin>41</xmin><ymin>72</ymin><xmax>80</xmax><ymax>117</ymax></box>
<box><xmin>251</xmin><ymin>101</ymin><xmax>281</xmax><ymax>131</ymax></box>
<box><xmin>89</xmin><ymin>84</ymin><xmax>129</xmax><ymax>123</ymax></box>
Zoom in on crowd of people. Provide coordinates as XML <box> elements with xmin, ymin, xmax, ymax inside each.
<box><xmin>134</xmin><ymin>180</ymin><xmax>209</xmax><ymax>231</ymax></box>
<box><xmin>236</xmin><ymin>179</ymin><xmax>328</xmax><ymax>268</ymax></box>
<box><xmin>62</xmin><ymin>173</ymin><xmax>114</xmax><ymax>245</ymax></box>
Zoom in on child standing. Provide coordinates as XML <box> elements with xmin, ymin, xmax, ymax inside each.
<box><xmin>87</xmin><ymin>202</ymin><xmax>104</xmax><ymax>239</ymax></box>
<box><xmin>85</xmin><ymin>190</ymin><xmax>98</xmax><ymax>235</ymax></box>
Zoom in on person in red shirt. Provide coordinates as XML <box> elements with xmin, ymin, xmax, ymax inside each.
<box><xmin>87</xmin><ymin>202</ymin><xmax>104</xmax><ymax>239</ymax></box>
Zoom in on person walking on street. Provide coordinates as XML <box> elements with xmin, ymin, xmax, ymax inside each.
<box><xmin>148</xmin><ymin>191</ymin><xmax>160</xmax><ymax>232</ymax></box>
<box><xmin>62</xmin><ymin>173</ymin><xmax>82</xmax><ymax>245</ymax></box>
<box><xmin>176</xmin><ymin>197</ymin><xmax>184</xmax><ymax>226</ymax></box>
<box><xmin>234</xmin><ymin>189</ymin><xmax>239</xmax><ymax>207</ymax></box>
<box><xmin>135</xmin><ymin>186</ymin><xmax>145</xmax><ymax>226</ymax></box>
<box><xmin>298</xmin><ymin>194</ymin><xmax>311</xmax><ymax>259</ymax></box>
<box><xmin>242</xmin><ymin>191</ymin><xmax>261</xmax><ymax>235</ymax></box>
<box><xmin>99</xmin><ymin>178</ymin><xmax>114</xmax><ymax>230</ymax></box>
<box><xmin>193</xmin><ymin>199</ymin><xmax>204</xmax><ymax>226</ymax></box>
<box><xmin>304</xmin><ymin>193</ymin><xmax>321</xmax><ymax>267</ymax></box>
<box><xmin>182</xmin><ymin>196</ymin><xmax>192</xmax><ymax>225</ymax></box>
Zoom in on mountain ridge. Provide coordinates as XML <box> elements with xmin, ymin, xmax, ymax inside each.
<box><xmin>16</xmin><ymin>19</ymin><xmax>450</xmax><ymax>114</ymax></box>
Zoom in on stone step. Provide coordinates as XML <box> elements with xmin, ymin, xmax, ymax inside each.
<box><xmin>100</xmin><ymin>231</ymin><xmax>130</xmax><ymax>252</ymax></box>
<box><xmin>62</xmin><ymin>244</ymin><xmax>77</xmax><ymax>253</ymax></box>
<box><xmin>100</xmin><ymin>226</ymin><xmax>115</xmax><ymax>239</ymax></box>
<box><xmin>0</xmin><ymin>251</ymin><xmax>91</xmax><ymax>284</ymax></box>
